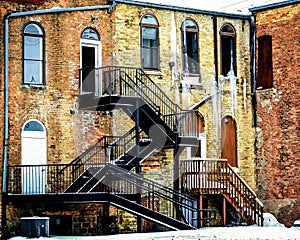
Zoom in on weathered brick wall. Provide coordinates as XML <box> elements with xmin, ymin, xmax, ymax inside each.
<box><xmin>7</xmin><ymin>203</ymin><xmax>105</xmax><ymax>237</ymax></box>
<box><xmin>1</xmin><ymin>0</ymin><xmax>259</xmax><ymax>234</ymax></box>
<box><xmin>254</xmin><ymin>3</ymin><xmax>300</xmax><ymax>226</ymax></box>
<box><xmin>113</xmin><ymin>3</ymin><xmax>255</xmax><ymax>188</ymax></box>
<box><xmin>1</xmin><ymin>2</ymin><xmax>115</xmax><ymax>234</ymax></box>
<box><xmin>4</xmin><ymin>3</ymin><xmax>114</xmax><ymax>165</ymax></box>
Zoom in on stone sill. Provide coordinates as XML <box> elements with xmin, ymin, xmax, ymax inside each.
<box><xmin>21</xmin><ymin>84</ymin><xmax>49</xmax><ymax>91</ymax></box>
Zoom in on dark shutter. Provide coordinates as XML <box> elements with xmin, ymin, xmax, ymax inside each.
<box><xmin>257</xmin><ymin>35</ymin><xmax>273</xmax><ymax>89</ymax></box>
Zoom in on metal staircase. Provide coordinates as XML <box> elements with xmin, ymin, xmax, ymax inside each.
<box><xmin>78</xmin><ymin>66</ymin><xmax>199</xmax><ymax>150</ymax></box>
<box><xmin>181</xmin><ymin>159</ymin><xmax>264</xmax><ymax>226</ymax></box>
<box><xmin>6</xmin><ymin>65</ymin><xmax>263</xmax><ymax>234</ymax></box>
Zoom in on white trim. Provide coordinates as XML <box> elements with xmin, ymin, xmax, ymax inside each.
<box><xmin>80</xmin><ymin>38</ymin><xmax>102</xmax><ymax>95</ymax></box>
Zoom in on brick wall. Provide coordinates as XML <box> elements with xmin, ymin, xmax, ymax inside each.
<box><xmin>0</xmin><ymin>0</ymin><xmax>262</xmax><ymax>234</ymax></box>
<box><xmin>113</xmin><ymin>3</ymin><xmax>256</xmax><ymax>188</ymax></box>
<box><xmin>3</xmin><ymin>3</ymin><xmax>114</xmax><ymax>165</ymax></box>
<box><xmin>254</xmin><ymin>3</ymin><xmax>300</xmax><ymax>226</ymax></box>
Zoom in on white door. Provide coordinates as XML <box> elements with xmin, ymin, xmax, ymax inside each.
<box><xmin>21</xmin><ymin>120</ymin><xmax>47</xmax><ymax>194</ymax></box>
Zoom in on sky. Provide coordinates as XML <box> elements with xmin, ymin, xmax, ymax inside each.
<box><xmin>130</xmin><ymin>0</ymin><xmax>289</xmax><ymax>14</ymax></box>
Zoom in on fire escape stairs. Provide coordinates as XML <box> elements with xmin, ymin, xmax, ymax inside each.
<box><xmin>62</xmin><ymin>66</ymin><xmax>201</xmax><ymax>230</ymax></box>
<box><xmin>6</xmin><ymin>66</ymin><xmax>264</xmax><ymax>231</ymax></box>
<box><xmin>64</xmin><ymin>163</ymin><xmax>197</xmax><ymax>230</ymax></box>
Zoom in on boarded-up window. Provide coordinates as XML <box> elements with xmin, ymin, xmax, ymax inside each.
<box><xmin>257</xmin><ymin>35</ymin><xmax>273</xmax><ymax>89</ymax></box>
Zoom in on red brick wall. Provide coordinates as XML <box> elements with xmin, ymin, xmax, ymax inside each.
<box><xmin>3</xmin><ymin>4</ymin><xmax>114</xmax><ymax>165</ymax></box>
<box><xmin>254</xmin><ymin>3</ymin><xmax>300</xmax><ymax>226</ymax></box>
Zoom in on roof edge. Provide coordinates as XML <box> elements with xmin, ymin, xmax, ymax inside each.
<box><xmin>249</xmin><ymin>0</ymin><xmax>300</xmax><ymax>12</ymax></box>
<box><xmin>114</xmin><ymin>0</ymin><xmax>251</xmax><ymax>19</ymax></box>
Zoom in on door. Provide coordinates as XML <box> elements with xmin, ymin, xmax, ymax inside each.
<box><xmin>81</xmin><ymin>46</ymin><xmax>96</xmax><ymax>93</ymax></box>
<box><xmin>80</xmin><ymin>28</ymin><xmax>102</xmax><ymax>95</ymax></box>
<box><xmin>221</xmin><ymin>116</ymin><xmax>237</xmax><ymax>167</ymax></box>
<box><xmin>21</xmin><ymin>120</ymin><xmax>47</xmax><ymax>194</ymax></box>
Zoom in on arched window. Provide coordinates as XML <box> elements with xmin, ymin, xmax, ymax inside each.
<box><xmin>140</xmin><ymin>14</ymin><xmax>159</xmax><ymax>70</ymax></box>
<box><xmin>81</xmin><ymin>27</ymin><xmax>100</xmax><ymax>40</ymax></box>
<box><xmin>22</xmin><ymin>22</ymin><xmax>45</xmax><ymax>85</ymax></box>
<box><xmin>181</xmin><ymin>19</ymin><xmax>199</xmax><ymax>74</ymax></box>
<box><xmin>220</xmin><ymin>23</ymin><xmax>236</xmax><ymax>76</ymax></box>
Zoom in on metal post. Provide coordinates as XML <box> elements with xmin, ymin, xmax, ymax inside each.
<box><xmin>173</xmin><ymin>131</ymin><xmax>180</xmax><ymax>220</ymax></box>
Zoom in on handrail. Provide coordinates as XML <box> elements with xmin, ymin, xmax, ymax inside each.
<box><xmin>7</xmin><ymin>163</ymin><xmax>199</xmax><ymax>227</ymax></box>
<box><xmin>108</xmin><ymin>127</ymin><xmax>144</xmax><ymax>164</ymax></box>
<box><xmin>95</xmin><ymin>163</ymin><xmax>199</xmax><ymax>227</ymax></box>
<box><xmin>59</xmin><ymin>127</ymin><xmax>144</xmax><ymax>174</ymax></box>
<box><xmin>79</xmin><ymin>66</ymin><xmax>198</xmax><ymax>135</ymax></box>
<box><xmin>180</xmin><ymin>158</ymin><xmax>264</xmax><ymax>226</ymax></box>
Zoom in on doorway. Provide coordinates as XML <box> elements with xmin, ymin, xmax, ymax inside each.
<box><xmin>221</xmin><ymin>116</ymin><xmax>237</xmax><ymax>167</ymax></box>
<box><xmin>21</xmin><ymin>120</ymin><xmax>47</xmax><ymax>194</ymax></box>
<box><xmin>80</xmin><ymin>28</ymin><xmax>102</xmax><ymax>95</ymax></box>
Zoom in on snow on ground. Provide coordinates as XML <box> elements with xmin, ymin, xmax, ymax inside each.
<box><xmin>9</xmin><ymin>214</ymin><xmax>300</xmax><ymax>239</ymax></box>
<box><xmin>9</xmin><ymin>226</ymin><xmax>300</xmax><ymax>240</ymax></box>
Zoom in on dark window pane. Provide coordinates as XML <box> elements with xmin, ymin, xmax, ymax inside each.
<box><xmin>182</xmin><ymin>20</ymin><xmax>199</xmax><ymax>73</ymax></box>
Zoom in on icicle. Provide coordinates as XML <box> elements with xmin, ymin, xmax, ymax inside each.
<box><xmin>181</xmin><ymin>79</ymin><xmax>191</xmax><ymax>105</ymax></box>
<box><xmin>183</xmin><ymin>16</ymin><xmax>189</xmax><ymax>73</ymax></box>
<box><xmin>229</xmin><ymin>73</ymin><xmax>237</xmax><ymax>119</ymax></box>
<box><xmin>175</xmin><ymin>83</ymin><xmax>180</xmax><ymax>103</ymax></box>
<box><xmin>227</xmin><ymin>46</ymin><xmax>237</xmax><ymax>119</ymax></box>
<box><xmin>243</xmin><ymin>78</ymin><xmax>247</xmax><ymax>112</ymax></box>
<box><xmin>170</xmin><ymin>12</ymin><xmax>177</xmax><ymax>87</ymax></box>
<box><xmin>212</xmin><ymin>81</ymin><xmax>221</xmax><ymax>144</ymax></box>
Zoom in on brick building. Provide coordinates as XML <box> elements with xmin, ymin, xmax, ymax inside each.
<box><xmin>0</xmin><ymin>0</ymin><xmax>298</xmax><ymax>237</ymax></box>
<box><xmin>250</xmin><ymin>0</ymin><xmax>300</xmax><ymax>226</ymax></box>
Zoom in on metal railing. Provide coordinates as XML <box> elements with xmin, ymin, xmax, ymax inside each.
<box><xmin>79</xmin><ymin>66</ymin><xmax>199</xmax><ymax>137</ymax></box>
<box><xmin>104</xmin><ymin>164</ymin><xmax>199</xmax><ymax>227</ymax></box>
<box><xmin>7</xmin><ymin>162</ymin><xmax>199</xmax><ymax>227</ymax></box>
<box><xmin>180</xmin><ymin>158</ymin><xmax>264</xmax><ymax>226</ymax></box>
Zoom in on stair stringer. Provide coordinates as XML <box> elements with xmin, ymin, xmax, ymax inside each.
<box><xmin>107</xmin><ymin>193</ymin><xmax>195</xmax><ymax>231</ymax></box>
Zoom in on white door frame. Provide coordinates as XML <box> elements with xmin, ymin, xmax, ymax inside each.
<box><xmin>80</xmin><ymin>38</ymin><xmax>102</xmax><ymax>96</ymax></box>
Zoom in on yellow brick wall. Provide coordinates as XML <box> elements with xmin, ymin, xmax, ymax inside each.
<box><xmin>113</xmin><ymin>3</ymin><xmax>255</xmax><ymax>189</ymax></box>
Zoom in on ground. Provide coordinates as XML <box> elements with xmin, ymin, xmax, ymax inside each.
<box><xmin>9</xmin><ymin>226</ymin><xmax>300</xmax><ymax>240</ymax></box>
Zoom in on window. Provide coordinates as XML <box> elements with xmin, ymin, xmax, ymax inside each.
<box><xmin>257</xmin><ymin>35</ymin><xmax>273</xmax><ymax>89</ymax></box>
<box><xmin>140</xmin><ymin>14</ymin><xmax>159</xmax><ymax>70</ymax></box>
<box><xmin>220</xmin><ymin>24</ymin><xmax>236</xmax><ymax>76</ymax></box>
<box><xmin>181</xmin><ymin>19</ymin><xmax>199</xmax><ymax>74</ymax></box>
<box><xmin>81</xmin><ymin>28</ymin><xmax>100</xmax><ymax>40</ymax></box>
<box><xmin>22</xmin><ymin>22</ymin><xmax>45</xmax><ymax>85</ymax></box>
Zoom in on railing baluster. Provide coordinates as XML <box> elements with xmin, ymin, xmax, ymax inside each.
<box><xmin>180</xmin><ymin>158</ymin><xmax>263</xmax><ymax>226</ymax></box>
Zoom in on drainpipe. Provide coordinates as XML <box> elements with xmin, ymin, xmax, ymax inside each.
<box><xmin>2</xmin><ymin>16</ymin><xmax>9</xmax><ymax>240</ymax></box>
<box><xmin>249</xmin><ymin>14</ymin><xmax>257</xmax><ymax>127</ymax></box>
<box><xmin>2</xmin><ymin>3</ymin><xmax>114</xmax><ymax>238</ymax></box>
<box><xmin>213</xmin><ymin>15</ymin><xmax>219</xmax><ymax>84</ymax></box>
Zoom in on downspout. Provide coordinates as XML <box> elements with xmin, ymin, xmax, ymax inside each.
<box><xmin>2</xmin><ymin>16</ymin><xmax>9</xmax><ymax>240</ymax></box>
<box><xmin>213</xmin><ymin>15</ymin><xmax>219</xmax><ymax>84</ymax></box>
<box><xmin>2</xmin><ymin>3</ymin><xmax>114</xmax><ymax>238</ymax></box>
<box><xmin>249</xmin><ymin>14</ymin><xmax>257</xmax><ymax>127</ymax></box>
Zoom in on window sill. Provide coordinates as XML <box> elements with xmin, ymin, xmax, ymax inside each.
<box><xmin>143</xmin><ymin>70</ymin><xmax>162</xmax><ymax>76</ymax></box>
<box><xmin>256</xmin><ymin>87</ymin><xmax>274</xmax><ymax>92</ymax></box>
<box><xmin>21</xmin><ymin>84</ymin><xmax>48</xmax><ymax>91</ymax></box>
